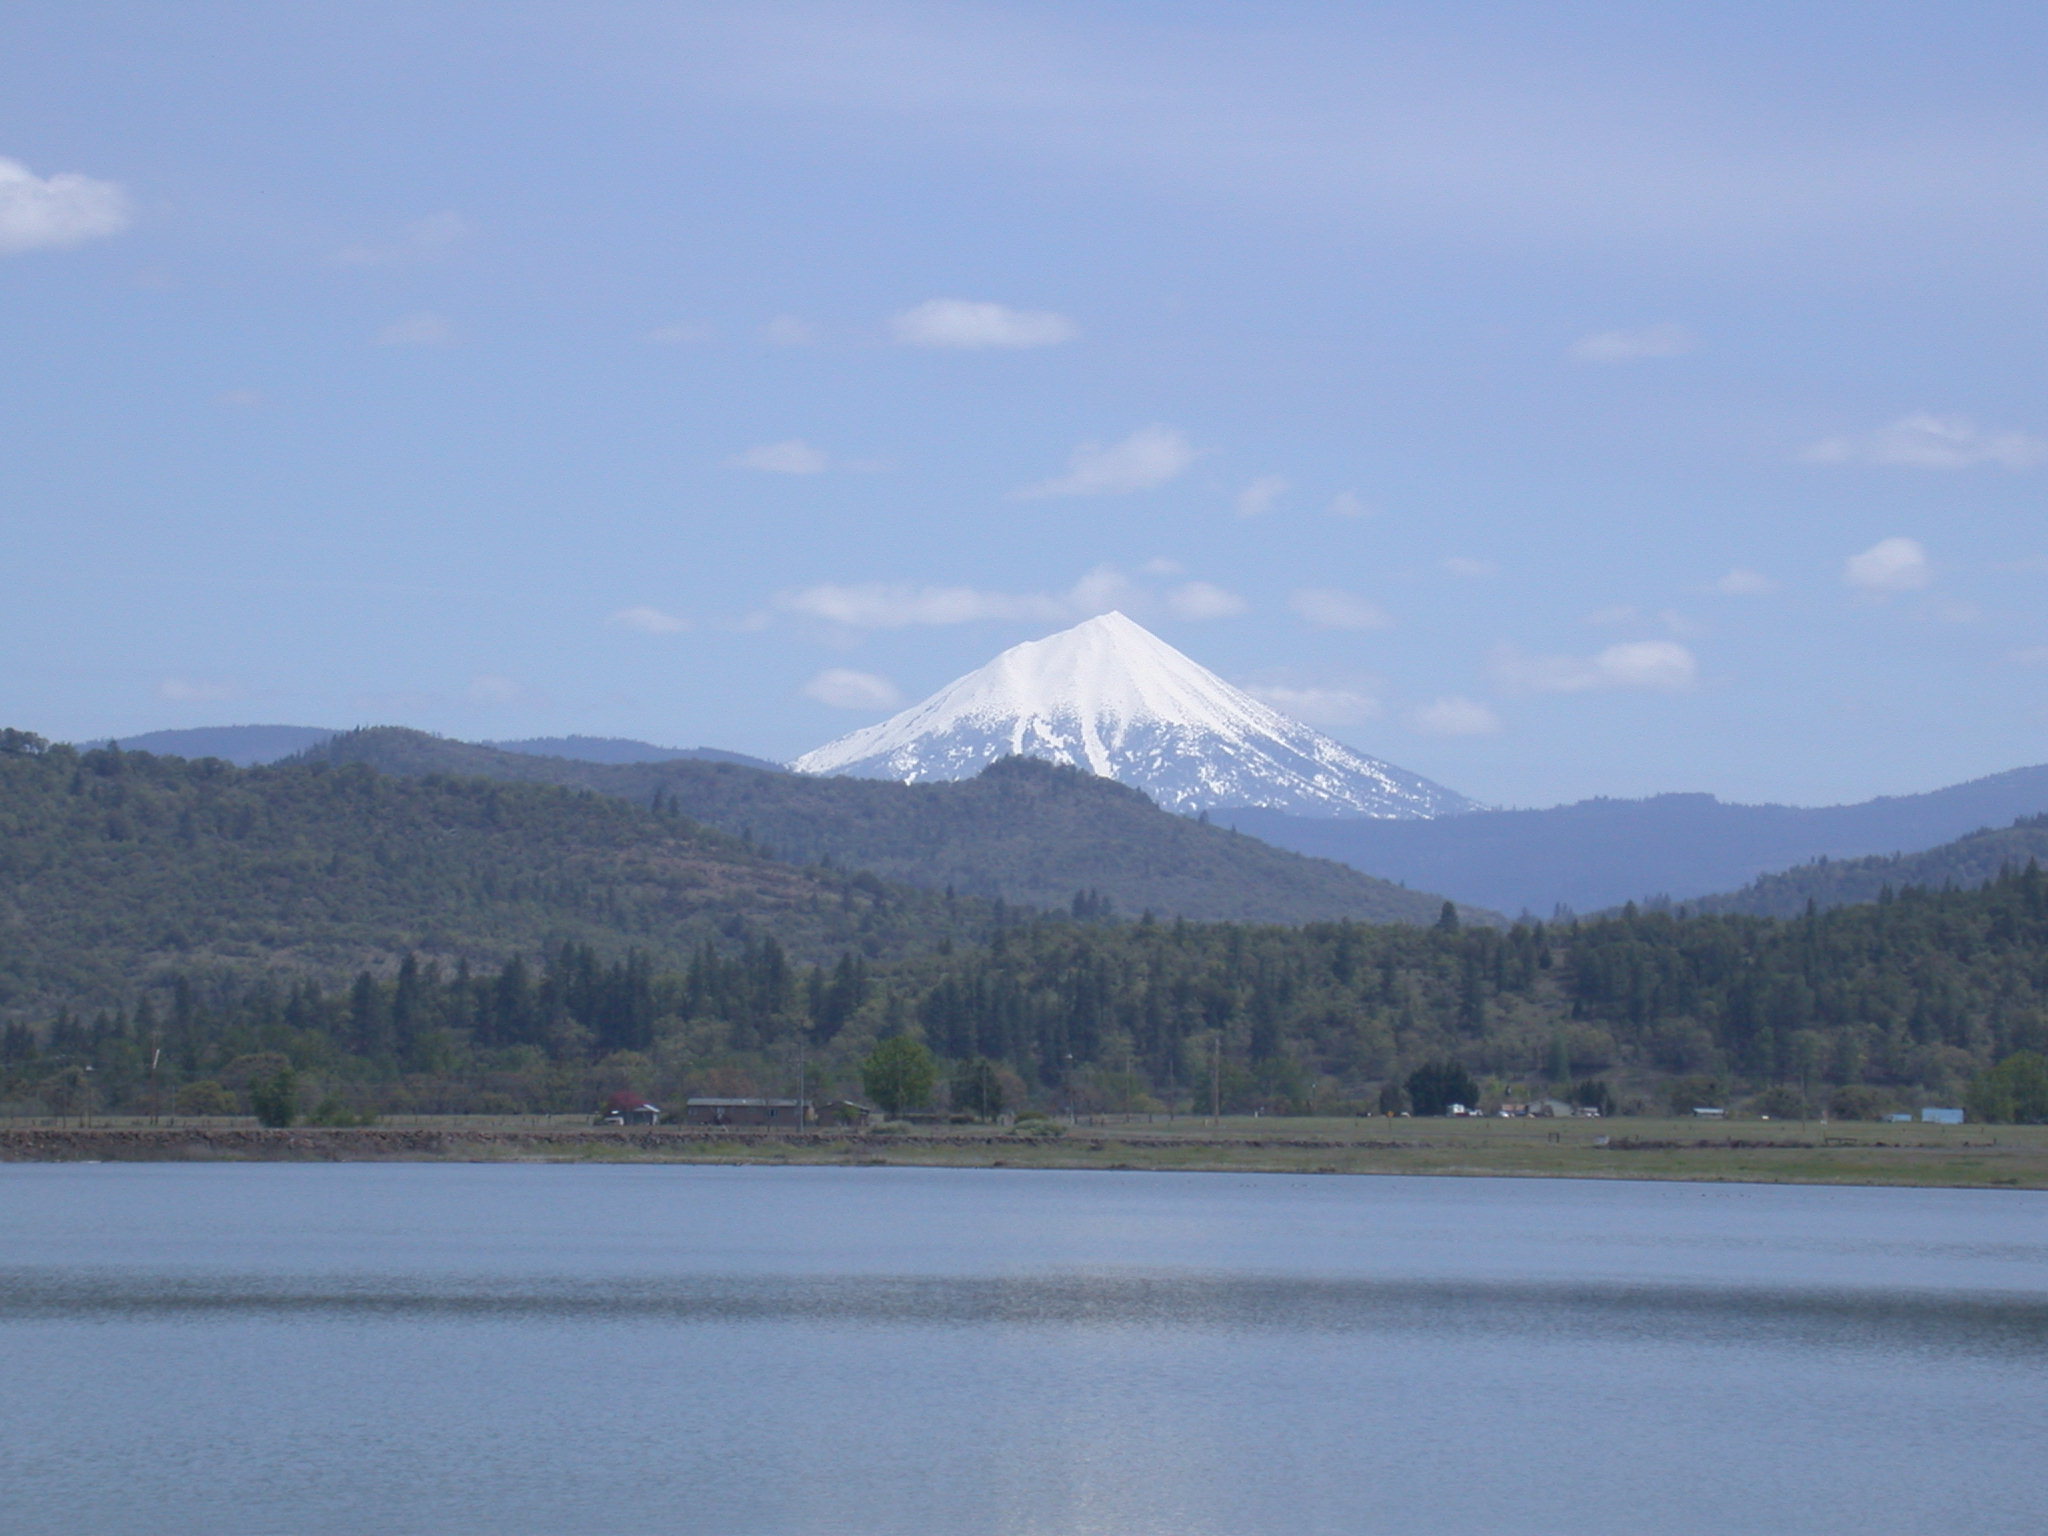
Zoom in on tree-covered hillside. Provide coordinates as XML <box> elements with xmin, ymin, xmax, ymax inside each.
<box><xmin>0</xmin><ymin>733</ymin><xmax>987</xmax><ymax>1021</ymax></box>
<box><xmin>13</xmin><ymin>820</ymin><xmax>2047</xmax><ymax>1121</ymax></box>
<box><xmin>296</xmin><ymin>728</ymin><xmax>1485</xmax><ymax>926</ymax></box>
<box><xmin>1691</xmin><ymin>815</ymin><xmax>2048</xmax><ymax>917</ymax></box>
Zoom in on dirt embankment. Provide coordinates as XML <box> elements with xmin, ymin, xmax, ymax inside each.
<box><xmin>0</xmin><ymin>1124</ymin><xmax>1414</xmax><ymax>1163</ymax></box>
<box><xmin>0</xmin><ymin>1126</ymin><xmax>895</xmax><ymax>1161</ymax></box>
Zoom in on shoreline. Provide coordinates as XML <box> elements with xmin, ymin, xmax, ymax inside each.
<box><xmin>4</xmin><ymin>1122</ymin><xmax>2044</xmax><ymax>1189</ymax></box>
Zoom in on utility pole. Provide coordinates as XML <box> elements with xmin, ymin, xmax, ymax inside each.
<box><xmin>148</xmin><ymin>1037</ymin><xmax>162</xmax><ymax>1127</ymax></box>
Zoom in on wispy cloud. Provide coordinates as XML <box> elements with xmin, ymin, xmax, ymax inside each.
<box><xmin>1843</xmin><ymin>536</ymin><xmax>1931</xmax><ymax>593</ymax></box>
<box><xmin>1803</xmin><ymin>414</ymin><xmax>2048</xmax><ymax>470</ymax></box>
<box><xmin>1234</xmin><ymin>474</ymin><xmax>1288</xmax><ymax>517</ymax></box>
<box><xmin>777</xmin><ymin>566</ymin><xmax>1133</xmax><ymax>629</ymax></box>
<box><xmin>1015</xmin><ymin>425</ymin><xmax>1194</xmax><ymax>498</ymax></box>
<box><xmin>1165</xmin><ymin>581</ymin><xmax>1246</xmax><ymax>620</ymax></box>
<box><xmin>0</xmin><ymin>156</ymin><xmax>129</xmax><ymax>254</ymax></box>
<box><xmin>891</xmin><ymin>298</ymin><xmax>1077</xmax><ymax>349</ymax></box>
<box><xmin>1412</xmin><ymin>697</ymin><xmax>1502</xmax><ymax>736</ymax></box>
<box><xmin>763</xmin><ymin>314</ymin><xmax>817</xmax><ymax>346</ymax></box>
<box><xmin>1570</xmin><ymin>323</ymin><xmax>1693</xmax><ymax>362</ymax></box>
<box><xmin>734</xmin><ymin>439</ymin><xmax>832</xmax><ymax>474</ymax></box>
<box><xmin>157</xmin><ymin>677</ymin><xmax>241</xmax><ymax>704</ymax></box>
<box><xmin>672</xmin><ymin>9</ymin><xmax>2048</xmax><ymax>259</ymax></box>
<box><xmin>1712</xmin><ymin>567</ymin><xmax>1775</xmax><ymax>595</ymax></box>
<box><xmin>608</xmin><ymin>605</ymin><xmax>689</xmax><ymax>635</ymax></box>
<box><xmin>375</xmin><ymin>311</ymin><xmax>454</xmax><ymax>347</ymax></box>
<box><xmin>334</xmin><ymin>210</ymin><xmax>468</xmax><ymax>266</ymax></box>
<box><xmin>1245</xmin><ymin>684</ymin><xmax>1381</xmax><ymax>727</ymax></box>
<box><xmin>1492</xmin><ymin>640</ymin><xmax>1698</xmax><ymax>694</ymax></box>
<box><xmin>1289</xmin><ymin>588</ymin><xmax>1392</xmax><ymax>630</ymax></box>
<box><xmin>1443</xmin><ymin>556</ymin><xmax>1500</xmax><ymax>579</ymax></box>
<box><xmin>1327</xmin><ymin>491</ymin><xmax>1372</xmax><ymax>518</ymax></box>
<box><xmin>466</xmin><ymin>674</ymin><xmax>527</xmax><ymax>705</ymax></box>
<box><xmin>802</xmin><ymin>668</ymin><xmax>902</xmax><ymax>709</ymax></box>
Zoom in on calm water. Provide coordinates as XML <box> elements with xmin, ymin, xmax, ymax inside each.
<box><xmin>2</xmin><ymin>1165</ymin><xmax>2044</xmax><ymax>1535</ymax></box>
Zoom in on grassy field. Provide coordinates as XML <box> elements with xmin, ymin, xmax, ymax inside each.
<box><xmin>7</xmin><ymin>1113</ymin><xmax>2046</xmax><ymax>1189</ymax></box>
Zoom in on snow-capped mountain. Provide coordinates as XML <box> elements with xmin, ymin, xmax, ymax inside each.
<box><xmin>790</xmin><ymin>611</ymin><xmax>1475</xmax><ymax>819</ymax></box>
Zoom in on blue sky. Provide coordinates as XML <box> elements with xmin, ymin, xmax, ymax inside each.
<box><xmin>5</xmin><ymin>1</ymin><xmax>2047</xmax><ymax>808</ymax></box>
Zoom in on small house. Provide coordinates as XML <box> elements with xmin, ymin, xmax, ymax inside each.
<box><xmin>598</xmin><ymin>1091</ymin><xmax>661</xmax><ymax>1125</ymax></box>
<box><xmin>1919</xmin><ymin>1107</ymin><xmax>1965</xmax><ymax>1126</ymax></box>
<box><xmin>684</xmin><ymin>1097</ymin><xmax>806</xmax><ymax>1129</ymax></box>
<box><xmin>1691</xmin><ymin>1106</ymin><xmax>1727</xmax><ymax>1119</ymax></box>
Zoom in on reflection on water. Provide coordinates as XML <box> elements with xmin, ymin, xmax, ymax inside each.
<box><xmin>2</xmin><ymin>1165</ymin><xmax>2045</xmax><ymax>1536</ymax></box>
<box><xmin>8</xmin><ymin>1269</ymin><xmax>2048</xmax><ymax>1360</ymax></box>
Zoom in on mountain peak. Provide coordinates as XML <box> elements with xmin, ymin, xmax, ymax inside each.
<box><xmin>791</xmin><ymin>613</ymin><xmax>1474</xmax><ymax>819</ymax></box>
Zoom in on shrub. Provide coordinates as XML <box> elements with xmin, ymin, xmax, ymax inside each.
<box><xmin>1967</xmin><ymin>1052</ymin><xmax>2048</xmax><ymax>1124</ymax></box>
<box><xmin>1826</xmin><ymin>1084</ymin><xmax>1892</xmax><ymax>1122</ymax></box>
<box><xmin>249</xmin><ymin>1067</ymin><xmax>300</xmax><ymax>1129</ymax></box>
<box><xmin>174</xmin><ymin>1080</ymin><xmax>237</xmax><ymax>1117</ymax></box>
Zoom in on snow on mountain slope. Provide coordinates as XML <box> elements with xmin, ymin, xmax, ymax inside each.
<box><xmin>790</xmin><ymin>611</ymin><xmax>1475</xmax><ymax>819</ymax></box>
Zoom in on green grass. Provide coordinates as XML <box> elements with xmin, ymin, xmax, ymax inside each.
<box><xmin>9</xmin><ymin>1114</ymin><xmax>2047</xmax><ymax>1188</ymax></box>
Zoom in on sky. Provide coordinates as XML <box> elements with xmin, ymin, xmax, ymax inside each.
<box><xmin>5</xmin><ymin>1</ymin><xmax>2048</xmax><ymax>809</ymax></box>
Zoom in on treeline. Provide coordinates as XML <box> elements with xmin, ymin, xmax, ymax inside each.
<box><xmin>9</xmin><ymin>864</ymin><xmax>2048</xmax><ymax>1121</ymax></box>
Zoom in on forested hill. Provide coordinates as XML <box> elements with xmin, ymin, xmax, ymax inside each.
<box><xmin>1690</xmin><ymin>816</ymin><xmax>2048</xmax><ymax>918</ymax></box>
<box><xmin>294</xmin><ymin>728</ymin><xmax>1484</xmax><ymax>928</ymax></box>
<box><xmin>0</xmin><ymin>734</ymin><xmax>988</xmax><ymax>1021</ymax></box>
<box><xmin>12</xmin><ymin>854</ymin><xmax>2048</xmax><ymax>1122</ymax></box>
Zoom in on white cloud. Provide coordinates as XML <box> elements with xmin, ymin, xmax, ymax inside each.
<box><xmin>1166</xmin><ymin>581</ymin><xmax>1246</xmax><ymax>620</ymax></box>
<box><xmin>763</xmin><ymin>314</ymin><xmax>817</xmax><ymax>346</ymax></box>
<box><xmin>334</xmin><ymin>210</ymin><xmax>468</xmax><ymax>266</ymax></box>
<box><xmin>1713</xmin><ymin>567</ymin><xmax>1775</xmax><ymax>595</ymax></box>
<box><xmin>1570</xmin><ymin>323</ymin><xmax>1693</xmax><ymax>362</ymax></box>
<box><xmin>1327</xmin><ymin>491</ymin><xmax>1372</xmax><ymax>518</ymax></box>
<box><xmin>645</xmin><ymin>322</ymin><xmax>708</xmax><ymax>344</ymax></box>
<box><xmin>1412</xmin><ymin>697</ymin><xmax>1503</xmax><ymax>736</ymax></box>
<box><xmin>466</xmin><ymin>674</ymin><xmax>524</xmax><ymax>705</ymax></box>
<box><xmin>1492</xmin><ymin>640</ymin><xmax>1698</xmax><ymax>695</ymax></box>
<box><xmin>774</xmin><ymin>563</ymin><xmax>1252</xmax><ymax>631</ymax></box>
<box><xmin>1803</xmin><ymin>414</ymin><xmax>2048</xmax><ymax>470</ymax></box>
<box><xmin>609</xmin><ymin>605</ymin><xmax>689</xmax><ymax>635</ymax></box>
<box><xmin>1245</xmin><ymin>684</ymin><xmax>1382</xmax><ymax>727</ymax></box>
<box><xmin>1234</xmin><ymin>474</ymin><xmax>1288</xmax><ymax>517</ymax></box>
<box><xmin>735</xmin><ymin>439</ymin><xmax>832</xmax><ymax>474</ymax></box>
<box><xmin>1289</xmin><ymin>588</ymin><xmax>1392</xmax><ymax>631</ymax></box>
<box><xmin>1139</xmin><ymin>556</ymin><xmax>1185</xmax><ymax>576</ymax></box>
<box><xmin>780</xmin><ymin>582</ymin><xmax>1065</xmax><ymax>629</ymax></box>
<box><xmin>0</xmin><ymin>157</ymin><xmax>130</xmax><ymax>255</ymax></box>
<box><xmin>891</xmin><ymin>298</ymin><xmax>1078</xmax><ymax>349</ymax></box>
<box><xmin>802</xmin><ymin>668</ymin><xmax>903</xmax><ymax>710</ymax></box>
<box><xmin>1843</xmin><ymin>536</ymin><xmax>1931</xmax><ymax>593</ymax></box>
<box><xmin>1443</xmin><ymin>556</ymin><xmax>1500</xmax><ymax>579</ymax></box>
<box><xmin>157</xmin><ymin>677</ymin><xmax>241</xmax><ymax>704</ymax></box>
<box><xmin>375</xmin><ymin>311</ymin><xmax>454</xmax><ymax>346</ymax></box>
<box><xmin>776</xmin><ymin>564</ymin><xmax>1150</xmax><ymax>630</ymax></box>
<box><xmin>1015</xmin><ymin>425</ymin><xmax>1194</xmax><ymax>497</ymax></box>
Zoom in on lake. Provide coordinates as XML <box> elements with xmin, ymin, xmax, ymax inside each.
<box><xmin>2</xmin><ymin>1163</ymin><xmax>2044</xmax><ymax>1534</ymax></box>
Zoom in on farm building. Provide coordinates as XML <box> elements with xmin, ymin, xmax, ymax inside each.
<box><xmin>598</xmin><ymin>1091</ymin><xmax>661</xmax><ymax>1125</ymax></box>
<box><xmin>684</xmin><ymin>1097</ymin><xmax>806</xmax><ymax>1129</ymax></box>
